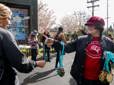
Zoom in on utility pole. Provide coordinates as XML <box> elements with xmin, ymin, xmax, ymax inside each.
<box><xmin>107</xmin><ymin>0</ymin><xmax>109</xmax><ymax>29</ymax></box>
<box><xmin>87</xmin><ymin>0</ymin><xmax>99</xmax><ymax>16</ymax></box>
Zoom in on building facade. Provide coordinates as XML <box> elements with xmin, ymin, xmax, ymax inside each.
<box><xmin>0</xmin><ymin>0</ymin><xmax>38</xmax><ymax>42</ymax></box>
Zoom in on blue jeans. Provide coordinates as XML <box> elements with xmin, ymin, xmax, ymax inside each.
<box><xmin>55</xmin><ymin>41</ymin><xmax>65</xmax><ymax>68</ymax></box>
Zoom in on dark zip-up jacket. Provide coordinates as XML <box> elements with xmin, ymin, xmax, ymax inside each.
<box><xmin>0</xmin><ymin>28</ymin><xmax>36</xmax><ymax>85</ymax></box>
<box><xmin>65</xmin><ymin>35</ymin><xmax>114</xmax><ymax>84</ymax></box>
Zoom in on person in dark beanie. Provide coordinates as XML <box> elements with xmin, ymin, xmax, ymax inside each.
<box><xmin>65</xmin><ymin>16</ymin><xmax>114</xmax><ymax>85</ymax></box>
<box><xmin>53</xmin><ymin>26</ymin><xmax>66</xmax><ymax>69</ymax></box>
<box><xmin>0</xmin><ymin>3</ymin><xmax>45</xmax><ymax>85</ymax></box>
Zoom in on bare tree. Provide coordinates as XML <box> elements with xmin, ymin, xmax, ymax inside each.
<box><xmin>38</xmin><ymin>1</ymin><xmax>56</xmax><ymax>33</ymax></box>
<box><xmin>61</xmin><ymin>11</ymin><xmax>90</xmax><ymax>33</ymax></box>
<box><xmin>61</xmin><ymin>15</ymin><xmax>76</xmax><ymax>33</ymax></box>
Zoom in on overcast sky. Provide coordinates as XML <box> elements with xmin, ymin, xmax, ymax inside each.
<box><xmin>41</xmin><ymin>0</ymin><xmax>114</xmax><ymax>27</ymax></box>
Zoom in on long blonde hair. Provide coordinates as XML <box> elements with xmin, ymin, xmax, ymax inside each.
<box><xmin>0</xmin><ymin>3</ymin><xmax>12</xmax><ymax>19</ymax></box>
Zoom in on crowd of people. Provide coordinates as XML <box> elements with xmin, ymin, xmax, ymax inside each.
<box><xmin>0</xmin><ymin>3</ymin><xmax>114</xmax><ymax>85</ymax></box>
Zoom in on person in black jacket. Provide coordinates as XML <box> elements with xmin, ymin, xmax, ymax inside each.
<box><xmin>53</xmin><ymin>26</ymin><xmax>66</xmax><ymax>69</ymax></box>
<box><xmin>42</xmin><ymin>30</ymin><xmax>51</xmax><ymax>62</ymax></box>
<box><xmin>65</xmin><ymin>16</ymin><xmax>114</xmax><ymax>85</ymax></box>
<box><xmin>0</xmin><ymin>3</ymin><xmax>45</xmax><ymax>85</ymax></box>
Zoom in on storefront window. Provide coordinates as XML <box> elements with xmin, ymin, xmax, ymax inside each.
<box><xmin>9</xmin><ymin>7</ymin><xmax>29</xmax><ymax>40</ymax></box>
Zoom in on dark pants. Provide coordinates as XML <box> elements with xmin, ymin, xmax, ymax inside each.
<box><xmin>76</xmin><ymin>78</ymin><xmax>109</xmax><ymax>85</ymax></box>
<box><xmin>43</xmin><ymin>45</ymin><xmax>50</xmax><ymax>61</ymax></box>
<box><xmin>55</xmin><ymin>49</ymin><xmax>64</xmax><ymax>68</ymax></box>
<box><xmin>55</xmin><ymin>50</ymin><xmax>60</xmax><ymax>68</ymax></box>
<box><xmin>31</xmin><ymin>48</ymin><xmax>37</xmax><ymax>61</ymax></box>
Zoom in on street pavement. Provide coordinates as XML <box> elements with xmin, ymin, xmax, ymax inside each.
<box><xmin>18</xmin><ymin>53</ymin><xmax>114</xmax><ymax>85</ymax></box>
